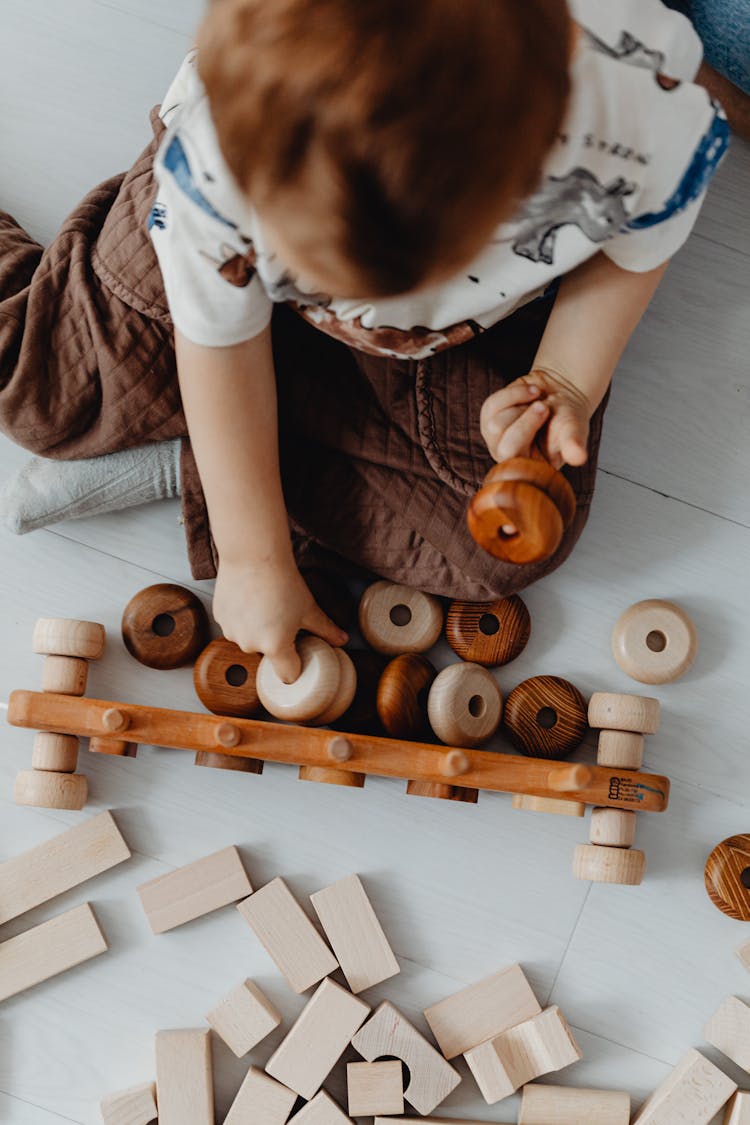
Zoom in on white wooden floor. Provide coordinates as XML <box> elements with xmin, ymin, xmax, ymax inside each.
<box><xmin>1</xmin><ymin>3</ymin><xmax>750</xmax><ymax>1123</ymax></box>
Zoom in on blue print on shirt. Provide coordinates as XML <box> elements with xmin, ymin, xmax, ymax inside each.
<box><xmin>626</xmin><ymin>106</ymin><xmax>730</xmax><ymax>231</ymax></box>
<box><xmin>159</xmin><ymin>134</ymin><xmax>238</xmax><ymax>230</ymax></box>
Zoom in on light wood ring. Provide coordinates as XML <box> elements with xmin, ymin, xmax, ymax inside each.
<box><xmin>573</xmin><ymin>843</ymin><xmax>646</xmax><ymax>885</ymax></box>
<box><xmin>256</xmin><ymin>635</ymin><xmax>341</xmax><ymax>722</ymax></box>
<box><xmin>358</xmin><ymin>581</ymin><xmax>444</xmax><ymax>655</ymax></box>
<box><xmin>33</xmin><ymin>618</ymin><xmax>105</xmax><ymax>660</ymax></box>
<box><xmin>427</xmin><ymin>663</ymin><xmax>503</xmax><ymax>748</ymax></box>
<box><xmin>588</xmin><ymin>692</ymin><xmax>660</xmax><ymax>735</ymax></box>
<box><xmin>612</xmin><ymin>599</ymin><xmax>697</xmax><ymax>685</ymax></box>
<box><xmin>122</xmin><ymin>584</ymin><xmax>210</xmax><ymax>670</ymax></box>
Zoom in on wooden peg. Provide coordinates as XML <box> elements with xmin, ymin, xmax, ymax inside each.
<box><xmin>215</xmin><ymin>721</ymin><xmax>241</xmax><ymax>748</ymax></box>
<box><xmin>122</xmin><ymin>583</ymin><xmax>210</xmax><ymax>670</ymax></box>
<box><xmin>193</xmin><ymin>638</ymin><xmax>262</xmax><ymax>717</ymax></box>
<box><xmin>612</xmin><ymin>599</ymin><xmax>697</xmax><ymax>685</ymax></box>
<box><xmin>137</xmin><ymin>846</ymin><xmax>253</xmax><ymax>934</ymax></box>
<box><xmin>705</xmin><ymin>835</ymin><xmax>750</xmax><ymax>920</ymax></box>
<box><xmin>351</xmin><ymin>1000</ymin><xmax>461</xmax><ymax>1115</ymax></box>
<box><xmin>573</xmin><ymin>843</ymin><xmax>646</xmax><ymax>885</ymax></box>
<box><xmin>445</xmin><ymin>595</ymin><xmax>531</xmax><ymax>667</ymax></box>
<box><xmin>266</xmin><ymin>978</ymin><xmax>370</xmax><ymax>1098</ymax></box>
<box><xmin>100</xmin><ymin>1082</ymin><xmax>157</xmax><ymax>1125</ymax></box>
<box><xmin>206</xmin><ymin>979</ymin><xmax>281</xmax><ymax>1057</ymax></box>
<box><xmin>328</xmin><ymin>736</ymin><xmax>353</xmax><ymax>763</ymax></box>
<box><xmin>597</xmin><ymin>729</ymin><xmax>645</xmax><ymax>769</ymax></box>
<box><xmin>31</xmin><ymin>731</ymin><xmax>78</xmax><ymax>772</ymax></box>
<box><xmin>589</xmin><ymin>808</ymin><xmax>637</xmax><ymax>848</ymax></box>
<box><xmin>310</xmin><ymin>873</ymin><xmax>399</xmax><ymax>994</ymax></box>
<box><xmin>33</xmin><ymin>617</ymin><xmax>105</xmax><ymax>660</ymax></box>
<box><xmin>513</xmin><ymin>794</ymin><xmax>586</xmax><ymax>817</ymax></box>
<box><xmin>427</xmin><ymin>663</ymin><xmax>502</xmax><ymax>748</ymax></box>
<box><xmin>705</xmin><ymin>996</ymin><xmax>750</xmax><ymax>1072</ymax></box>
<box><xmin>547</xmin><ymin>763</ymin><xmax>592</xmax><ymax>792</ymax></box>
<box><xmin>463</xmin><ymin>1005</ymin><xmax>582</xmax><ymax>1103</ymax></box>
<box><xmin>377</xmin><ymin>654</ymin><xmax>435</xmax><ymax>740</ymax></box>
<box><xmin>348</xmin><ymin>1061</ymin><xmax>404</xmax><ymax>1117</ymax></box>
<box><xmin>441</xmin><ymin>750</ymin><xmax>471</xmax><ymax>777</ymax></box>
<box><xmin>519</xmin><ymin>1083</ymin><xmax>630</xmax><ymax>1124</ymax></box>
<box><xmin>504</xmin><ymin>676</ymin><xmax>587</xmax><ymax>758</ymax></box>
<box><xmin>358</xmin><ymin>581</ymin><xmax>444</xmax><ymax>655</ymax></box>
<box><xmin>14</xmin><ymin>768</ymin><xmax>87</xmax><ymax>810</ymax></box>
<box><xmin>631</xmin><ymin>1048</ymin><xmax>736</xmax><ymax>1124</ymax></box>
<box><xmin>588</xmin><ymin>692</ymin><xmax>660</xmax><ymax>735</ymax></box>
<box><xmin>224</xmin><ymin>1066</ymin><xmax>297</xmax><ymax>1125</ymax></box>
<box><xmin>41</xmin><ymin>655</ymin><xmax>88</xmax><ymax>696</ymax></box>
<box><xmin>102</xmin><ymin>707</ymin><xmax>130</xmax><ymax>733</ymax></box>
<box><xmin>424</xmin><ymin>964</ymin><xmax>541</xmax><ymax>1059</ymax></box>
<box><xmin>89</xmin><ymin>737</ymin><xmax>138</xmax><ymax>758</ymax></box>
<box><xmin>155</xmin><ymin>1028</ymin><xmax>213</xmax><ymax>1125</ymax></box>
<box><xmin>257</xmin><ymin>635</ymin><xmax>341</xmax><ymax>722</ymax></box>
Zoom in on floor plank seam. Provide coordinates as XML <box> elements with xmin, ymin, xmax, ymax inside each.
<box><xmin>0</xmin><ymin>1089</ymin><xmax>83</xmax><ymax>1125</ymax></box>
<box><xmin>89</xmin><ymin>0</ymin><xmax>197</xmax><ymax>38</ymax></box>
<box><xmin>544</xmin><ymin>881</ymin><xmax>593</xmax><ymax>1008</ymax></box>
<box><xmin>596</xmin><ymin>468</ymin><xmax>750</xmax><ymax>531</ymax></box>
<box><xmin>568</xmin><ymin>1023</ymin><xmax>674</xmax><ymax>1069</ymax></box>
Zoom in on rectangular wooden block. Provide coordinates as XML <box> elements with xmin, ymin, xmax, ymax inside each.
<box><xmin>347</xmin><ymin>1060</ymin><xmax>404</xmax><ymax>1117</ymax></box>
<box><xmin>464</xmin><ymin>1006</ymin><xmax>582</xmax><ymax>1104</ymax></box>
<box><xmin>137</xmin><ymin>846</ymin><xmax>252</xmax><ymax>934</ymax></box>
<box><xmin>238</xmin><ymin>876</ymin><xmax>337</xmax><ymax>993</ymax></box>
<box><xmin>224</xmin><ymin>1066</ymin><xmax>297</xmax><ymax>1125</ymax></box>
<box><xmin>292</xmin><ymin>1091</ymin><xmax>352</xmax><ymax>1124</ymax></box>
<box><xmin>155</xmin><ymin>1028</ymin><xmax>214</xmax><ymax>1125</ymax></box>
<box><xmin>0</xmin><ymin>902</ymin><xmax>107</xmax><ymax>1001</ymax></box>
<box><xmin>632</xmin><ymin>1048</ymin><xmax>737</xmax><ymax>1124</ymax></box>
<box><xmin>726</xmin><ymin>1092</ymin><xmax>750</xmax><ymax>1124</ymax></box>
<box><xmin>352</xmin><ymin>1000</ymin><xmax>461</xmax><ymax>1116</ymax></box>
<box><xmin>100</xmin><ymin>1081</ymin><xmax>157</xmax><ymax>1125</ymax></box>
<box><xmin>0</xmin><ymin>810</ymin><xmax>130</xmax><ymax>925</ymax></box>
<box><xmin>519</xmin><ymin>1082</ymin><xmax>630</xmax><ymax>1124</ymax></box>
<box><xmin>266</xmin><ymin>977</ymin><xmax>370</xmax><ymax>1099</ymax></box>
<box><xmin>206</xmin><ymin>978</ymin><xmax>281</xmax><ymax>1057</ymax></box>
<box><xmin>706</xmin><ymin>997</ymin><xmax>750</xmax><ymax>1071</ymax></box>
<box><xmin>423</xmin><ymin>964</ymin><xmax>541</xmax><ymax>1059</ymax></box>
<box><xmin>310</xmin><ymin>874</ymin><xmax>399</xmax><ymax>993</ymax></box>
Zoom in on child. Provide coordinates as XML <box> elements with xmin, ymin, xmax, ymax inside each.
<box><xmin>0</xmin><ymin>0</ymin><xmax>728</xmax><ymax>682</ymax></box>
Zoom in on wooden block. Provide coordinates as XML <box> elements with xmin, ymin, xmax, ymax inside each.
<box><xmin>155</xmin><ymin>1029</ymin><xmax>214</xmax><ymax>1125</ymax></box>
<box><xmin>705</xmin><ymin>996</ymin><xmax>750</xmax><ymax>1071</ymax></box>
<box><xmin>15</xmin><ymin>768</ymin><xmax>87</xmax><ymax>810</ymax></box>
<box><xmin>205</xmin><ymin>979</ymin><xmax>281</xmax><ymax>1057</ymax></box>
<box><xmin>310</xmin><ymin>873</ymin><xmax>399</xmax><ymax>993</ymax></box>
<box><xmin>423</xmin><ymin>965</ymin><xmax>541</xmax><ymax>1059</ymax></box>
<box><xmin>42</xmin><ymin>655</ymin><xmax>88</xmax><ymax>695</ymax></box>
<box><xmin>463</xmin><ymin>1006</ymin><xmax>582</xmax><ymax>1104</ymax></box>
<box><xmin>265</xmin><ymin>977</ymin><xmax>370</xmax><ymax>1099</ymax></box>
<box><xmin>513</xmin><ymin>794</ymin><xmax>586</xmax><ymax>817</ymax></box>
<box><xmin>31</xmin><ymin>731</ymin><xmax>79</xmax><ymax>772</ymax></box>
<box><xmin>0</xmin><ymin>902</ymin><xmax>107</xmax><ymax>1001</ymax></box>
<box><xmin>351</xmin><ymin>1000</ymin><xmax>461</xmax><ymax>1115</ymax></box>
<box><xmin>347</xmin><ymin>1060</ymin><xmax>404</xmax><ymax>1116</ymax></box>
<box><xmin>632</xmin><ymin>1048</ymin><xmax>737</xmax><ymax>1124</ymax></box>
<box><xmin>33</xmin><ymin>617</ymin><xmax>105</xmax><ymax>660</ymax></box>
<box><xmin>588</xmin><ymin>691</ymin><xmax>660</xmax><ymax>735</ymax></box>
<box><xmin>100</xmin><ymin>1081</ymin><xmax>157</xmax><ymax>1125</ymax></box>
<box><xmin>573</xmin><ymin>843</ymin><xmax>646</xmax><ymax>885</ymax></box>
<box><xmin>597</xmin><ymin>729</ymin><xmax>645</xmax><ymax>769</ymax></box>
<box><xmin>0</xmin><ymin>810</ymin><xmax>130</xmax><ymax>925</ymax></box>
<box><xmin>737</xmin><ymin>941</ymin><xmax>750</xmax><ymax>974</ymax></box>
<box><xmin>292</xmin><ymin>1091</ymin><xmax>352</xmax><ymax>1124</ymax></box>
<box><xmin>223</xmin><ymin>1066</ymin><xmax>296</xmax><ymax>1125</ymax></box>
<box><xmin>726</xmin><ymin>1092</ymin><xmax>750</xmax><ymax>1124</ymax></box>
<box><xmin>137</xmin><ymin>846</ymin><xmax>252</xmax><ymax>934</ymax></box>
<box><xmin>589</xmin><ymin>808</ymin><xmax>637</xmax><ymax>848</ymax></box>
<box><xmin>519</xmin><ymin>1082</ymin><xmax>630</xmax><ymax>1124</ymax></box>
<box><xmin>238</xmin><ymin>876</ymin><xmax>337</xmax><ymax>993</ymax></box>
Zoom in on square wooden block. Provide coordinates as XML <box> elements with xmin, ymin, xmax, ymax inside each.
<box><xmin>348</xmin><ymin>1061</ymin><xmax>404</xmax><ymax>1117</ymax></box>
<box><xmin>206</xmin><ymin>979</ymin><xmax>281</xmax><ymax>1057</ymax></box>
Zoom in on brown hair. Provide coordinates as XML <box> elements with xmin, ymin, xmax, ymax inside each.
<box><xmin>198</xmin><ymin>0</ymin><xmax>572</xmax><ymax>295</ymax></box>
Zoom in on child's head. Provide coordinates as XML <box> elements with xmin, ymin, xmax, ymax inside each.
<box><xmin>198</xmin><ymin>0</ymin><xmax>572</xmax><ymax>297</ymax></box>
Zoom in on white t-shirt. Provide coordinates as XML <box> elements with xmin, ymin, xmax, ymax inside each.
<box><xmin>149</xmin><ymin>1</ymin><xmax>728</xmax><ymax>359</ymax></box>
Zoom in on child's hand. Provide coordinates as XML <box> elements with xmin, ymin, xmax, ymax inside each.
<box><xmin>479</xmin><ymin>369</ymin><xmax>592</xmax><ymax>469</ymax></box>
<box><xmin>213</xmin><ymin>557</ymin><xmax>348</xmax><ymax>683</ymax></box>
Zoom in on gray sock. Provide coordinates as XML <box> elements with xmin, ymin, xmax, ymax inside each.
<box><xmin>0</xmin><ymin>439</ymin><xmax>182</xmax><ymax>534</ymax></box>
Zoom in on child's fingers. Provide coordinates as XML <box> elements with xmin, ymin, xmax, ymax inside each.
<box><xmin>549</xmin><ymin>409</ymin><xmax>589</xmax><ymax>467</ymax></box>
<box><xmin>480</xmin><ymin>382</ymin><xmax>542</xmax><ymax>438</ymax></box>
<box><xmin>267</xmin><ymin>643</ymin><xmax>303</xmax><ymax>685</ymax></box>
<box><xmin>492</xmin><ymin>400</ymin><xmax>549</xmax><ymax>461</ymax></box>
<box><xmin>303</xmin><ymin>604</ymin><xmax>349</xmax><ymax>648</ymax></box>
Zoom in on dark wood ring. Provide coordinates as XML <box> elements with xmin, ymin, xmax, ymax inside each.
<box><xmin>121</xmin><ymin>584</ymin><xmax>210</xmax><ymax>670</ymax></box>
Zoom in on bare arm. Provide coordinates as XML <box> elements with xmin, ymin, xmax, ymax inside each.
<box><xmin>481</xmin><ymin>252</ymin><xmax>668</xmax><ymax>466</ymax></box>
<box><xmin>175</xmin><ymin>327</ymin><xmax>346</xmax><ymax>678</ymax></box>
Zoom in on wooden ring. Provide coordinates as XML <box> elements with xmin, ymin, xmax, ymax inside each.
<box><xmin>122</xmin><ymin>584</ymin><xmax>210</xmax><ymax>670</ymax></box>
<box><xmin>33</xmin><ymin>618</ymin><xmax>105</xmax><ymax>660</ymax></box>
<box><xmin>467</xmin><ymin>480</ymin><xmax>563</xmax><ymax>564</ymax></box>
<box><xmin>483</xmin><ymin>457</ymin><xmax>576</xmax><ymax>527</ymax></box>
<box><xmin>612</xmin><ymin>599</ymin><xmax>697</xmax><ymax>685</ymax></box>
<box><xmin>427</xmin><ymin>663</ymin><xmax>503</xmax><ymax>748</ymax></box>
<box><xmin>358</xmin><ymin>581</ymin><xmax>444</xmax><ymax>655</ymax></box>
<box><xmin>194</xmin><ymin>638</ymin><xmax>262</xmax><ymax>717</ymax></box>
<box><xmin>14</xmin><ymin>769</ymin><xmax>88</xmax><ymax>811</ymax></box>
<box><xmin>573</xmin><ymin>843</ymin><xmax>646</xmax><ymax>885</ymax></box>
<box><xmin>588</xmin><ymin>692</ymin><xmax>660</xmax><ymax>735</ymax></box>
<box><xmin>445</xmin><ymin>595</ymin><xmax>530</xmax><ymax>666</ymax></box>
<box><xmin>256</xmin><ymin>635</ymin><xmax>341</xmax><ymax>722</ymax></box>
<box><xmin>376</xmin><ymin>654</ymin><xmax>436</xmax><ymax>740</ymax></box>
<box><xmin>503</xmin><ymin>675</ymin><xmax>587</xmax><ymax>758</ymax></box>
<box><xmin>705</xmin><ymin>835</ymin><xmax>750</xmax><ymax>920</ymax></box>
<box><xmin>311</xmin><ymin>650</ymin><xmax>358</xmax><ymax>726</ymax></box>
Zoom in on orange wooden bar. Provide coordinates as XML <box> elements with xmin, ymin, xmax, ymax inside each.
<box><xmin>7</xmin><ymin>690</ymin><xmax>670</xmax><ymax>813</ymax></box>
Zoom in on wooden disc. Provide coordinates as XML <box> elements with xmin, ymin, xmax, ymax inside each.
<box><xmin>483</xmin><ymin>457</ymin><xmax>576</xmax><ymax>528</ymax></box>
<box><xmin>406</xmin><ymin>779</ymin><xmax>479</xmax><ymax>803</ymax></box>
<box><xmin>597</xmin><ymin>730</ymin><xmax>644</xmax><ymax>770</ymax></box>
<box><xmin>588</xmin><ymin>692</ymin><xmax>660</xmax><ymax>735</ymax></box>
<box><xmin>612</xmin><ymin>599</ymin><xmax>698</xmax><ymax>685</ymax></box>
<box><xmin>299</xmin><ymin>766</ymin><xmax>366</xmax><ymax>788</ymax></box>
<box><xmin>311</xmin><ymin>650</ymin><xmax>358</xmax><ymax>725</ymax></box>
<box><xmin>336</xmin><ymin>651</ymin><xmax>389</xmax><ymax>733</ymax></box>
<box><xmin>358</xmin><ymin>581</ymin><xmax>444</xmax><ymax>655</ymax></box>
<box><xmin>89</xmin><ymin>738</ymin><xmax>138</xmax><ymax>758</ymax></box>
<box><xmin>14</xmin><ymin>769</ymin><xmax>88</xmax><ymax>810</ymax></box>
<box><xmin>705</xmin><ymin>835</ymin><xmax>750</xmax><ymax>920</ymax></box>
<box><xmin>445</xmin><ymin>596</ymin><xmax>530</xmax><ymax>667</ymax></box>
<box><xmin>376</xmin><ymin>654</ymin><xmax>436</xmax><ymax>740</ymax></box>
<box><xmin>194</xmin><ymin>751</ymin><xmax>263</xmax><ymax>774</ymax></box>
<box><xmin>193</xmin><ymin>638</ymin><xmax>262</xmax><ymax>718</ymax></box>
<box><xmin>467</xmin><ymin>480</ymin><xmax>564</xmax><ymax>564</ymax></box>
<box><xmin>41</xmin><ymin>655</ymin><xmax>88</xmax><ymax>696</ymax></box>
<box><xmin>512</xmin><ymin>794</ymin><xmax>586</xmax><ymax>817</ymax></box>
<box><xmin>31</xmin><ymin>732</ymin><xmax>79</xmax><ymax>772</ymax></box>
<box><xmin>589</xmin><ymin>808</ymin><xmax>637</xmax><ymax>848</ymax></box>
<box><xmin>504</xmin><ymin>676</ymin><xmax>588</xmax><ymax>758</ymax></box>
<box><xmin>256</xmin><ymin>635</ymin><xmax>341</xmax><ymax>722</ymax></box>
<box><xmin>122</xmin><ymin>584</ymin><xmax>210</xmax><ymax>670</ymax></box>
<box><xmin>573</xmin><ymin>843</ymin><xmax>646</xmax><ymax>885</ymax></box>
<box><xmin>33</xmin><ymin>618</ymin><xmax>105</xmax><ymax>660</ymax></box>
<box><xmin>427</xmin><ymin>663</ymin><xmax>503</xmax><ymax>748</ymax></box>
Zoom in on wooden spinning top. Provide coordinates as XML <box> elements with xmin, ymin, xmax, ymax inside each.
<box><xmin>468</xmin><ymin>454</ymin><xmax>576</xmax><ymax>564</ymax></box>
